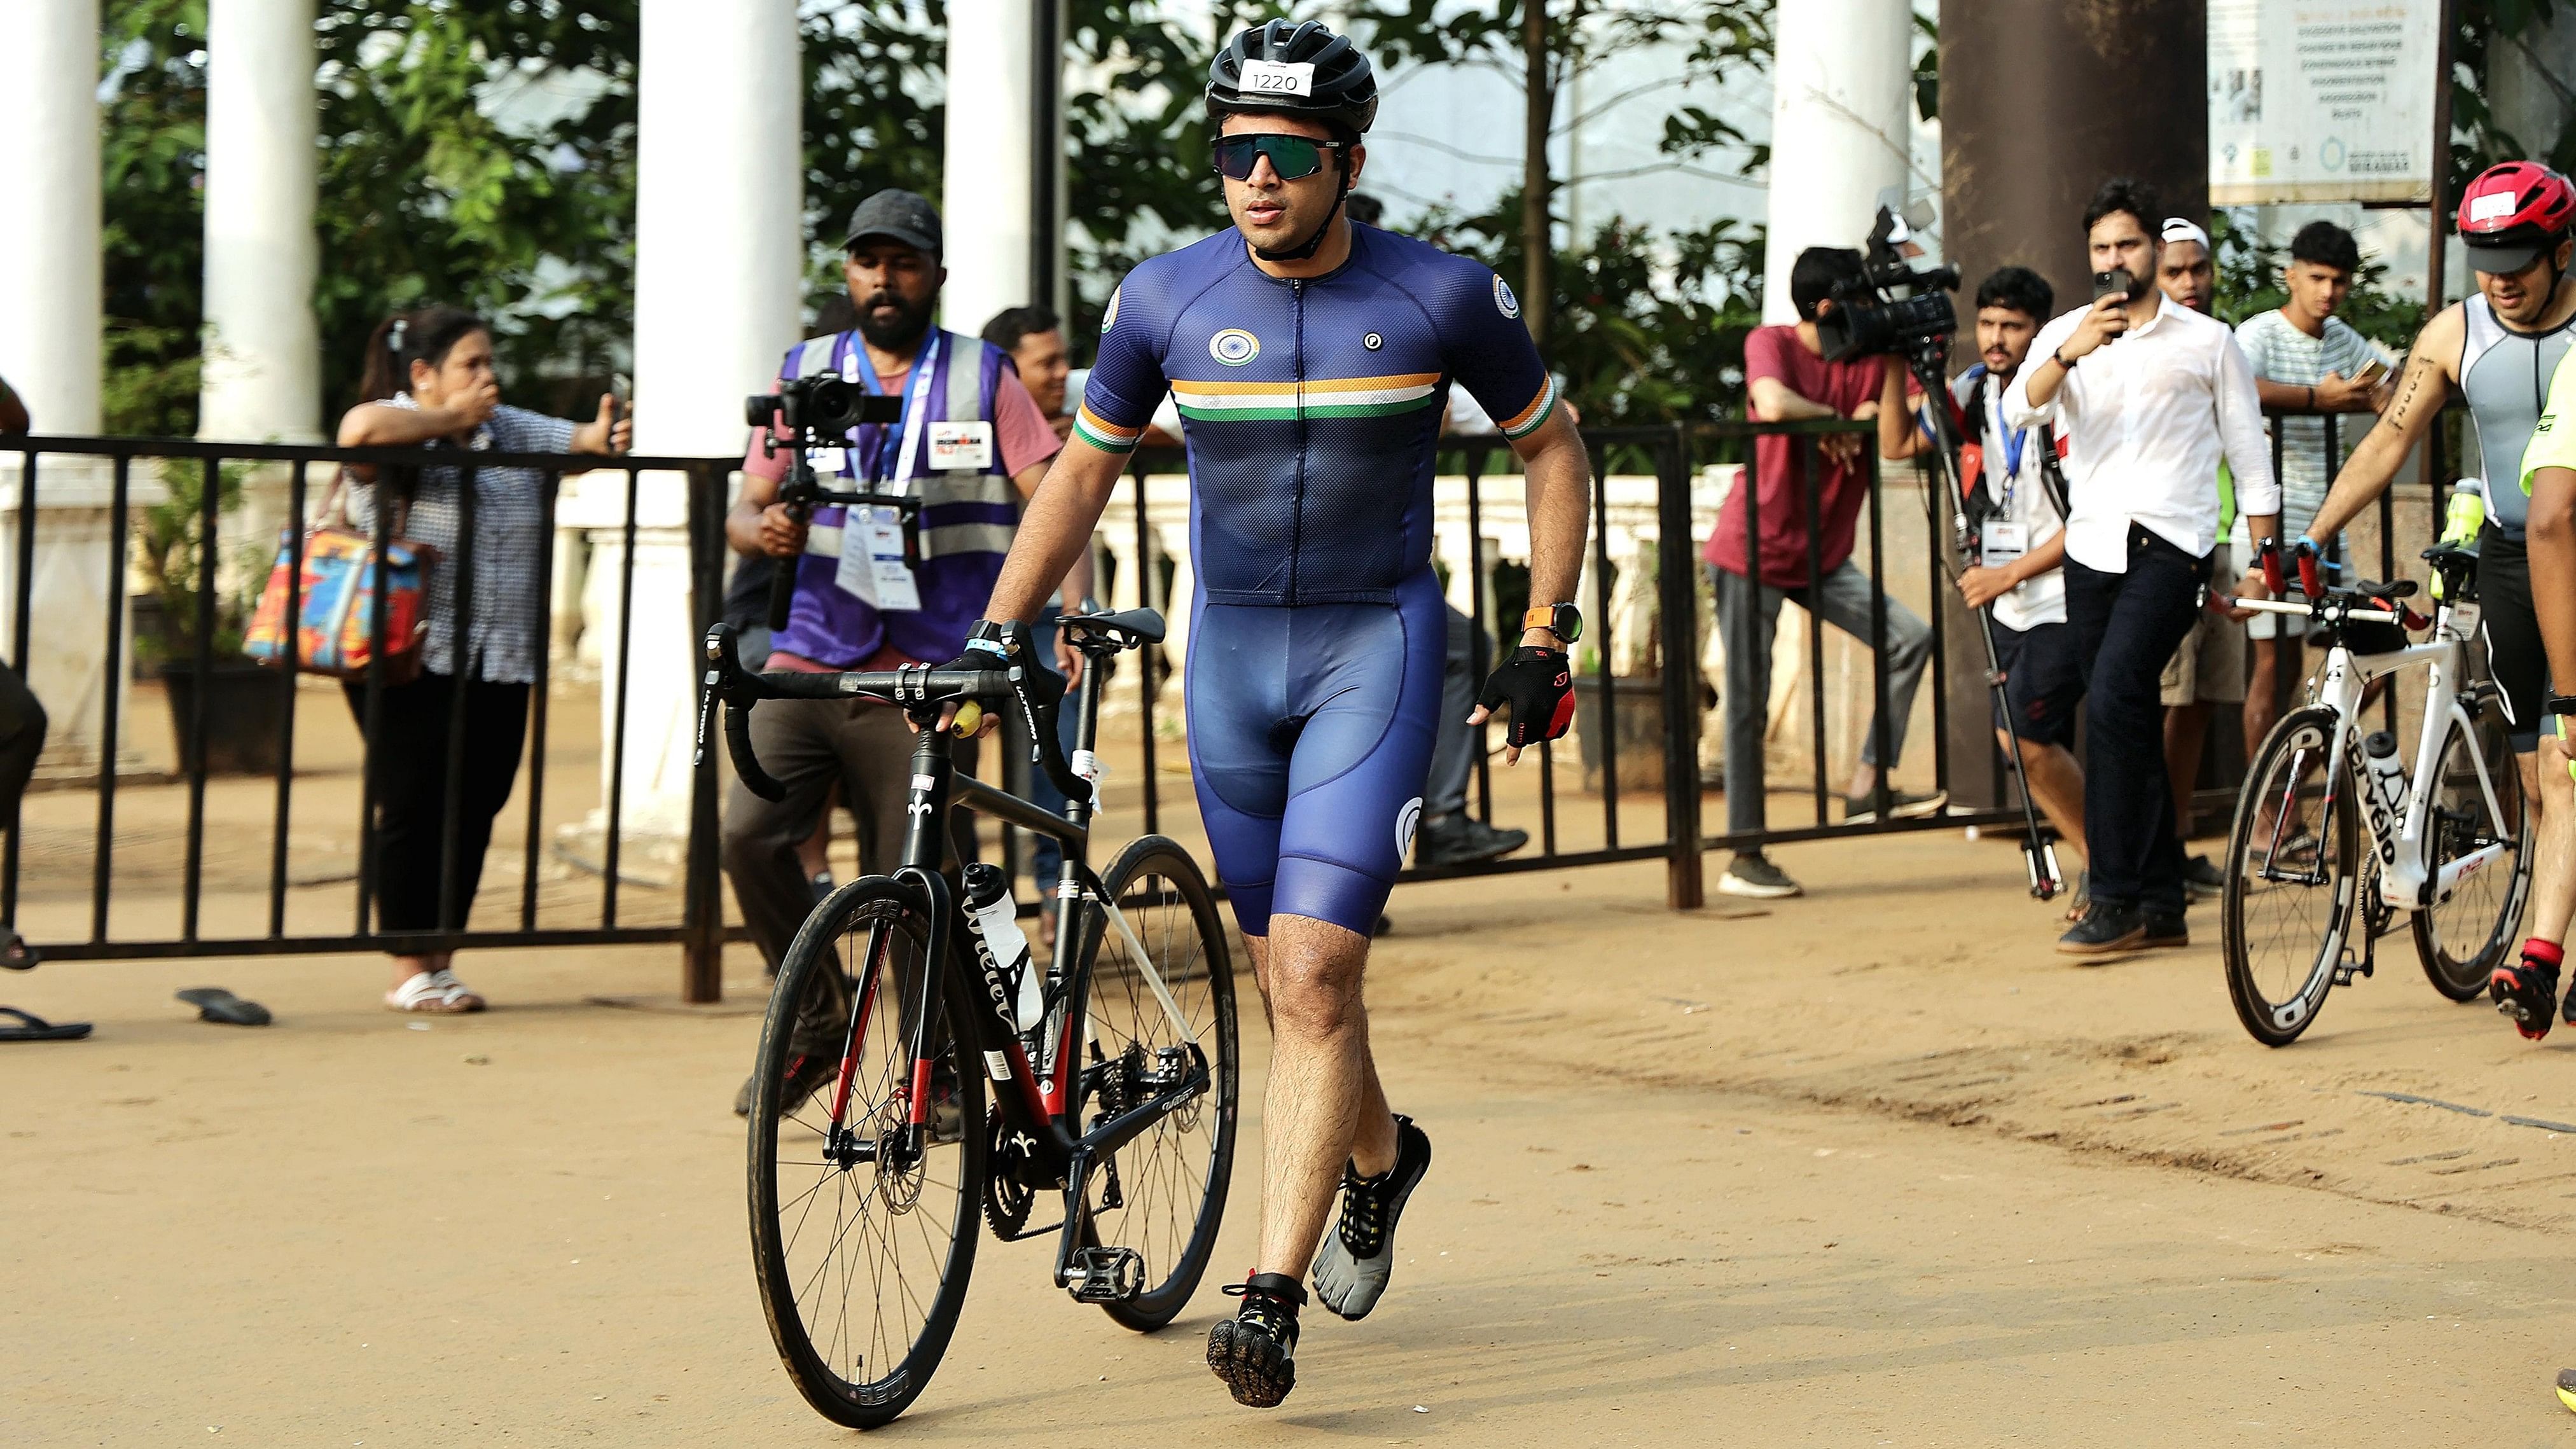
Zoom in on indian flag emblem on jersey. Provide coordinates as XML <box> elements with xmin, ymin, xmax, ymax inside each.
<box><xmin>1493</xmin><ymin>275</ymin><xmax>1520</xmax><ymax>319</ymax></box>
<box><xmin>1208</xmin><ymin>328</ymin><xmax>1261</xmax><ymax>366</ymax></box>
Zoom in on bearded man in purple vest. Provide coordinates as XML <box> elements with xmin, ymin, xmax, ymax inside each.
<box><xmin>721</xmin><ymin>190</ymin><xmax>1084</xmax><ymax>1115</ymax></box>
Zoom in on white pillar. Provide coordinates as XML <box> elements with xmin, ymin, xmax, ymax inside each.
<box><xmin>614</xmin><ymin>0</ymin><xmax>801</xmax><ymax>842</ymax></box>
<box><xmin>0</xmin><ymin>0</ymin><xmax>103</xmax><ymax>434</ymax></box>
<box><xmin>200</xmin><ymin>0</ymin><xmax>321</xmax><ymax>445</ymax></box>
<box><xmin>941</xmin><ymin>0</ymin><xmax>1037</xmax><ymax>338</ymax></box>
<box><xmin>1759</xmin><ymin>0</ymin><xmax>1913</xmax><ymax>324</ymax></box>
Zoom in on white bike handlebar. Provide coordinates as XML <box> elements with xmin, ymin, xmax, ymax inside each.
<box><xmin>2219</xmin><ymin>595</ymin><xmax>2400</xmax><ymax>624</ymax></box>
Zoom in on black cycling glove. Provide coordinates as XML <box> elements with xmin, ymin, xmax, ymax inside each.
<box><xmin>1476</xmin><ymin>646</ymin><xmax>1576</xmax><ymax>749</ymax></box>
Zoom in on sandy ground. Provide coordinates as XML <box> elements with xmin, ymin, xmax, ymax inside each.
<box><xmin>12</xmin><ymin>827</ymin><xmax>2576</xmax><ymax>1446</ymax></box>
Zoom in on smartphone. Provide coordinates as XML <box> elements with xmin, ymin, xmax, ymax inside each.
<box><xmin>2351</xmin><ymin>357</ymin><xmax>2390</xmax><ymax>387</ymax></box>
<box><xmin>2091</xmin><ymin>268</ymin><xmax>2133</xmax><ymax>303</ymax></box>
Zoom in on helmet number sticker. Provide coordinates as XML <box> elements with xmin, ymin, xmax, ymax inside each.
<box><xmin>1240</xmin><ymin>59</ymin><xmax>1315</xmax><ymax>97</ymax></box>
<box><xmin>2469</xmin><ymin>191</ymin><xmax>2516</xmax><ymax>224</ymax></box>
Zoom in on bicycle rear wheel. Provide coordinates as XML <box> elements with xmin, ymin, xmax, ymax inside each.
<box><xmin>749</xmin><ymin>878</ymin><xmax>984</xmax><ymax>1429</ymax></box>
<box><xmin>2413</xmin><ymin>708</ymin><xmax>2531</xmax><ymax>1000</ymax></box>
<box><xmin>2222</xmin><ymin>707</ymin><xmax>2360</xmax><ymax>1046</ymax></box>
<box><xmin>1074</xmin><ymin>836</ymin><xmax>1238</xmax><ymax>1333</ymax></box>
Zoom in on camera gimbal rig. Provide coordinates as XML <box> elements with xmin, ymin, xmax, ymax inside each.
<box><xmin>745</xmin><ymin>378</ymin><xmax>922</xmax><ymax>631</ymax></box>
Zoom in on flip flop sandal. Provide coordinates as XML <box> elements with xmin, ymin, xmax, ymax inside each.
<box><xmin>176</xmin><ymin>987</ymin><xmax>272</xmax><ymax>1027</ymax></box>
<box><xmin>0</xmin><ymin>1005</ymin><xmax>90</xmax><ymax>1041</ymax></box>
<box><xmin>386</xmin><ymin>970</ymin><xmax>485</xmax><ymax>1015</ymax></box>
<box><xmin>0</xmin><ymin>927</ymin><xmax>39</xmax><ymax>971</ymax></box>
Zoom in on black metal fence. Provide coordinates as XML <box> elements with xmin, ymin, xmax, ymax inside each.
<box><xmin>1</xmin><ymin>434</ymin><xmax>737</xmax><ymax>997</ymax></box>
<box><xmin>4</xmin><ymin>406</ymin><xmax>2430</xmax><ymax>987</ymax></box>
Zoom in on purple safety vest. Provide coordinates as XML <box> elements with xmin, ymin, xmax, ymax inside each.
<box><xmin>766</xmin><ymin>328</ymin><xmax>1020</xmax><ymax>665</ymax></box>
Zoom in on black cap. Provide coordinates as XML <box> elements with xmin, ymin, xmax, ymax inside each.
<box><xmin>2465</xmin><ymin>235</ymin><xmax>2549</xmax><ymax>278</ymax></box>
<box><xmin>843</xmin><ymin>189</ymin><xmax>942</xmax><ymax>255</ymax></box>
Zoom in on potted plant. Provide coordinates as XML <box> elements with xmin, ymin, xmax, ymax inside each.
<box><xmin>132</xmin><ymin>460</ymin><xmax>289</xmax><ymax>775</ymax></box>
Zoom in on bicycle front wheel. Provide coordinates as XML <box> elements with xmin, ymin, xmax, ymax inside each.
<box><xmin>2413</xmin><ymin>707</ymin><xmax>2531</xmax><ymax>1000</ymax></box>
<box><xmin>1074</xmin><ymin>835</ymin><xmax>1238</xmax><ymax>1333</ymax></box>
<box><xmin>2222</xmin><ymin>707</ymin><xmax>2360</xmax><ymax>1046</ymax></box>
<box><xmin>749</xmin><ymin>878</ymin><xmax>985</xmax><ymax>1429</ymax></box>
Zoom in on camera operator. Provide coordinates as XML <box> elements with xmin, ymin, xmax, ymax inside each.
<box><xmin>719</xmin><ymin>190</ymin><xmax>1078</xmax><ymax>1114</ymax></box>
<box><xmin>2005</xmin><ymin>178</ymin><xmax>2281</xmax><ymax>955</ymax></box>
<box><xmin>1880</xmin><ymin>266</ymin><xmax>2089</xmax><ymax>903</ymax></box>
<box><xmin>1707</xmin><ymin>246</ymin><xmax>1941</xmax><ymax>901</ymax></box>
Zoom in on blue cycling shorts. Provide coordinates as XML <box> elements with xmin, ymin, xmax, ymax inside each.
<box><xmin>1186</xmin><ymin>569</ymin><xmax>1446</xmax><ymax>938</ymax></box>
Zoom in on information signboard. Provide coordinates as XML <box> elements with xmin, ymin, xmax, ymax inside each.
<box><xmin>2210</xmin><ymin>0</ymin><xmax>2441</xmax><ymax>204</ymax></box>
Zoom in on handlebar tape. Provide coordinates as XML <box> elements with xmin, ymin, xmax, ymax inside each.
<box><xmin>2295</xmin><ymin>543</ymin><xmax>2321</xmax><ymax>600</ymax></box>
<box><xmin>726</xmin><ymin>700</ymin><xmax>786</xmax><ymax>801</ymax></box>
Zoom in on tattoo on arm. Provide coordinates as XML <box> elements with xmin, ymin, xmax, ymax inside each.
<box><xmin>2381</xmin><ymin>352</ymin><xmax>2442</xmax><ymax>435</ymax></box>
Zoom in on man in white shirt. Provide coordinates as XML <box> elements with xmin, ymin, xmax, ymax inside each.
<box><xmin>2234</xmin><ymin>219</ymin><xmax>2391</xmax><ymax>751</ymax></box>
<box><xmin>1881</xmin><ymin>266</ymin><xmax>2089</xmax><ymax>886</ymax></box>
<box><xmin>2004</xmin><ymin>177</ymin><xmax>2282</xmax><ymax>954</ymax></box>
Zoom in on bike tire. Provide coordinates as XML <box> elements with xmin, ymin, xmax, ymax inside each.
<box><xmin>2222</xmin><ymin>707</ymin><xmax>2361</xmax><ymax>1047</ymax></box>
<box><xmin>749</xmin><ymin>878</ymin><xmax>985</xmax><ymax>1429</ymax></box>
<box><xmin>2413</xmin><ymin>709</ymin><xmax>2531</xmax><ymax>1001</ymax></box>
<box><xmin>1074</xmin><ymin>835</ymin><xmax>1239</xmax><ymax>1333</ymax></box>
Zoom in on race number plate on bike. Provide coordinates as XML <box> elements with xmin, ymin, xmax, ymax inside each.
<box><xmin>1980</xmin><ymin>520</ymin><xmax>2026</xmax><ymax>569</ymax></box>
<box><xmin>834</xmin><ymin>504</ymin><xmax>920</xmax><ymax>611</ymax></box>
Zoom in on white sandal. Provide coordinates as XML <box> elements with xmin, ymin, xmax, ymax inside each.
<box><xmin>386</xmin><ymin>968</ymin><xmax>487</xmax><ymax>1014</ymax></box>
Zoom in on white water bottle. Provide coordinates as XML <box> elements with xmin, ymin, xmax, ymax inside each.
<box><xmin>962</xmin><ymin>863</ymin><xmax>1044</xmax><ymax>1032</ymax></box>
<box><xmin>2362</xmin><ymin>731</ymin><xmax>2407</xmax><ymax>817</ymax></box>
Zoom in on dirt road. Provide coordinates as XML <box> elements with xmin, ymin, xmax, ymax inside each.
<box><xmin>11</xmin><ymin>829</ymin><xmax>2576</xmax><ymax>1445</ymax></box>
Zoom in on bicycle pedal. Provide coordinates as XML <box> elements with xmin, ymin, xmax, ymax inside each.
<box><xmin>2332</xmin><ymin>953</ymin><xmax>2374</xmax><ymax>987</ymax></box>
<box><xmin>1065</xmin><ymin>1245</ymin><xmax>1145</xmax><ymax>1303</ymax></box>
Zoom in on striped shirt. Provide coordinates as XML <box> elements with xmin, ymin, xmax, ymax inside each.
<box><xmin>345</xmin><ymin>394</ymin><xmax>574</xmax><ymax>684</ymax></box>
<box><xmin>2231</xmin><ymin>310</ymin><xmax>2378</xmax><ymax>544</ymax></box>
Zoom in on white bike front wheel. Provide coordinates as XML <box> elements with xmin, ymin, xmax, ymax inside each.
<box><xmin>2412</xmin><ymin>707</ymin><xmax>2530</xmax><ymax>1001</ymax></box>
<box><xmin>2222</xmin><ymin>707</ymin><xmax>2361</xmax><ymax>1047</ymax></box>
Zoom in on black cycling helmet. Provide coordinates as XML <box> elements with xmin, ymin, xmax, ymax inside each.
<box><xmin>1206</xmin><ymin>19</ymin><xmax>1378</xmax><ymax>136</ymax></box>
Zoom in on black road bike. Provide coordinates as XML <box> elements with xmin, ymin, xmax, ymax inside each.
<box><xmin>695</xmin><ymin>609</ymin><xmax>1238</xmax><ymax>1427</ymax></box>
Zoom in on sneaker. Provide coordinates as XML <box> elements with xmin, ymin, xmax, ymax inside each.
<box><xmin>1207</xmin><ymin>1272</ymin><xmax>1305</xmax><ymax>1408</ymax></box>
<box><xmin>2058</xmin><ymin>901</ymin><xmax>2148</xmax><ymax>956</ymax></box>
<box><xmin>2143</xmin><ymin>910</ymin><xmax>2191</xmax><ymax>948</ymax></box>
<box><xmin>2491</xmin><ymin>942</ymin><xmax>2563</xmax><ymax>1041</ymax></box>
<box><xmin>1719</xmin><ymin>854</ymin><xmax>1803</xmax><ymax>899</ymax></box>
<box><xmin>2555</xmin><ymin>1367</ymin><xmax>2576</xmax><ymax>1414</ymax></box>
<box><xmin>2183</xmin><ymin>854</ymin><xmax>2225</xmax><ymax>902</ymax></box>
<box><xmin>1312</xmin><ymin>1114</ymin><xmax>1433</xmax><ymax>1321</ymax></box>
<box><xmin>1841</xmin><ymin>787</ymin><xmax>1948</xmax><ymax>824</ymax></box>
<box><xmin>1416</xmin><ymin>815</ymin><xmax>1530</xmax><ymax>868</ymax></box>
<box><xmin>733</xmin><ymin>1048</ymin><xmax>841</xmax><ymax>1118</ymax></box>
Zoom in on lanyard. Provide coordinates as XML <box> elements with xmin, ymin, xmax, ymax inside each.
<box><xmin>845</xmin><ymin>331</ymin><xmax>943</xmax><ymax>489</ymax></box>
<box><xmin>1989</xmin><ymin>384</ymin><xmax>2026</xmax><ymax>511</ymax></box>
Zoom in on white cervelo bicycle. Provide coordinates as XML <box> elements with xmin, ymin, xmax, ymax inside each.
<box><xmin>2219</xmin><ymin>536</ymin><xmax>2531</xmax><ymax>1046</ymax></box>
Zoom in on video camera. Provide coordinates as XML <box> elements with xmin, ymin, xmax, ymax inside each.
<box><xmin>744</xmin><ymin>374</ymin><xmax>903</xmax><ymax>441</ymax></box>
<box><xmin>1815</xmin><ymin>204</ymin><xmax>1962</xmax><ymax>364</ymax></box>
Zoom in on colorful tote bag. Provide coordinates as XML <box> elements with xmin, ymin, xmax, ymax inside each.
<box><xmin>244</xmin><ymin>469</ymin><xmax>438</xmax><ymax>683</ymax></box>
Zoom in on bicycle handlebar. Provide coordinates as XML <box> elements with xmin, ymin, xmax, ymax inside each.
<box><xmin>695</xmin><ymin>623</ymin><xmax>1092</xmax><ymax>808</ymax></box>
<box><xmin>2222</xmin><ymin>595</ymin><xmax>2401</xmax><ymax>625</ymax></box>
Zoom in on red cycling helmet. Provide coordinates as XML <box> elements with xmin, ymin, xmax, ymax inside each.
<box><xmin>2458</xmin><ymin>161</ymin><xmax>2576</xmax><ymax>275</ymax></box>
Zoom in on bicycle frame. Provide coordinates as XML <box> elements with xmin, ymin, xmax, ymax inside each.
<box><xmin>861</xmin><ymin>635</ymin><xmax>1212</xmax><ymax>1293</ymax></box>
<box><xmin>2250</xmin><ymin>590</ymin><xmax>2514</xmax><ymax>914</ymax></box>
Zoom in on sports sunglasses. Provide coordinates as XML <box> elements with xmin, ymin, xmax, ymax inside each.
<box><xmin>1213</xmin><ymin>133</ymin><xmax>1350</xmax><ymax>183</ymax></box>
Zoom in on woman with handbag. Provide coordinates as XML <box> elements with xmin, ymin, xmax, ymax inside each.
<box><xmin>336</xmin><ymin>305</ymin><xmax>630</xmax><ymax>1013</ymax></box>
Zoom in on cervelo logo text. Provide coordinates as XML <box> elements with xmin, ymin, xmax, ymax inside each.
<box><xmin>1210</xmin><ymin>328</ymin><xmax>1261</xmax><ymax>366</ymax></box>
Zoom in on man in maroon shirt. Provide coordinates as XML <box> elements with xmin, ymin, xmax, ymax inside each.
<box><xmin>1706</xmin><ymin>247</ymin><xmax>1939</xmax><ymax>899</ymax></box>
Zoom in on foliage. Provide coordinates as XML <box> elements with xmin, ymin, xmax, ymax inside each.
<box><xmin>2451</xmin><ymin>0</ymin><xmax>2575</xmax><ymax>189</ymax></box>
<box><xmin>132</xmin><ymin>461</ymin><xmax>256</xmax><ymax>664</ymax></box>
<box><xmin>2210</xmin><ymin>209</ymin><xmax>2427</xmax><ymax>351</ymax></box>
<box><xmin>1418</xmin><ymin>188</ymin><xmax>1765</xmax><ymax>428</ymax></box>
<box><xmin>100</xmin><ymin>0</ymin><xmax>212</xmax><ymax>436</ymax></box>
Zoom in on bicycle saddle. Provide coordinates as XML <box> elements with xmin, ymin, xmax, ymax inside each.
<box><xmin>2347</xmin><ymin>577</ymin><xmax>2417</xmax><ymax>600</ymax></box>
<box><xmin>1060</xmin><ymin>607</ymin><xmax>1167</xmax><ymax>645</ymax></box>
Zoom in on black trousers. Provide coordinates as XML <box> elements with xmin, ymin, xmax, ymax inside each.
<box><xmin>343</xmin><ymin>672</ymin><xmax>530</xmax><ymax>934</ymax></box>
<box><xmin>2065</xmin><ymin>525</ymin><xmax>2208</xmax><ymax>916</ymax></box>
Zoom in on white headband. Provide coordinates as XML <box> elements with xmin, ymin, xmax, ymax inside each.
<box><xmin>2161</xmin><ymin>218</ymin><xmax>2210</xmax><ymax>249</ymax></box>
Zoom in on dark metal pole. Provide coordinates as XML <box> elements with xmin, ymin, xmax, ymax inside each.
<box><xmin>522</xmin><ymin>473</ymin><xmax>558</xmax><ymax>931</ymax></box>
<box><xmin>1864</xmin><ymin>442</ymin><xmax>1892</xmax><ymax>824</ymax></box>
<box><xmin>4</xmin><ymin>449</ymin><xmax>36</xmax><ymax>926</ymax></box>
<box><xmin>601</xmin><ymin>466</ymin><xmax>640</xmax><ymax>927</ymax></box>
<box><xmin>1464</xmin><ymin>448</ymin><xmax>1494</xmax><ymax>825</ymax></box>
<box><xmin>436</xmin><ymin>465</ymin><xmax>478</xmax><ymax>932</ymax></box>
<box><xmin>1133</xmin><ymin>460</ymin><xmax>1158</xmax><ymax>836</ymax></box>
<box><xmin>267</xmin><ymin>459</ymin><xmax>308</xmax><ymax>938</ymax></box>
<box><xmin>2421</xmin><ymin>0</ymin><xmax>2457</xmax><ymax>550</ymax></box>
<box><xmin>1589</xmin><ymin>438</ymin><xmax>1618</xmax><ymax>847</ymax></box>
<box><xmin>1028</xmin><ymin>0</ymin><xmax>1063</xmax><ymax>313</ymax></box>
<box><xmin>682</xmin><ymin>464</ymin><xmax>726</xmax><ymax>1002</ymax></box>
<box><xmin>1656</xmin><ymin>425</ymin><xmax>1705</xmax><ymax>908</ymax></box>
<box><xmin>92</xmin><ymin>454</ymin><xmax>129</xmax><ymax>943</ymax></box>
<box><xmin>1801</xmin><ymin>438</ymin><xmax>1829</xmax><ymax>825</ymax></box>
<box><xmin>356</xmin><ymin>467</ymin><xmax>395</xmax><ymax>935</ymax></box>
<box><xmin>182</xmin><ymin>455</ymin><xmax>219</xmax><ymax>943</ymax></box>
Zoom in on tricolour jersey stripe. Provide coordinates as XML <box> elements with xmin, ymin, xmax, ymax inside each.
<box><xmin>1171</xmin><ymin>372</ymin><xmax>1442</xmax><ymax>423</ymax></box>
<box><xmin>1497</xmin><ymin>373</ymin><xmax>1558</xmax><ymax>440</ymax></box>
<box><xmin>1072</xmin><ymin>403</ymin><xmax>1144</xmax><ymax>452</ymax></box>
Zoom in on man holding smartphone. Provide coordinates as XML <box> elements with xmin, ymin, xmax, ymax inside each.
<box><xmin>2005</xmin><ymin>177</ymin><xmax>2281</xmax><ymax>955</ymax></box>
